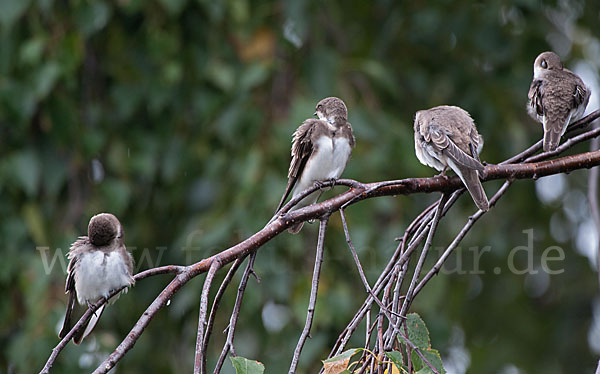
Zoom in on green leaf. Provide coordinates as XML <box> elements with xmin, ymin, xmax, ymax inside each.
<box><xmin>385</xmin><ymin>351</ymin><xmax>408</xmax><ymax>372</ymax></box>
<box><xmin>411</xmin><ymin>349</ymin><xmax>446</xmax><ymax>374</ymax></box>
<box><xmin>229</xmin><ymin>356</ymin><xmax>265</xmax><ymax>374</ymax></box>
<box><xmin>405</xmin><ymin>313</ymin><xmax>430</xmax><ymax>350</ymax></box>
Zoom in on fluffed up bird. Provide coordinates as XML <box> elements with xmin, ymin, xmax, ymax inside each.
<box><xmin>276</xmin><ymin>97</ymin><xmax>355</xmax><ymax>233</ymax></box>
<box><xmin>59</xmin><ymin>213</ymin><xmax>135</xmax><ymax>344</ymax></box>
<box><xmin>528</xmin><ymin>51</ymin><xmax>591</xmax><ymax>152</ymax></box>
<box><xmin>414</xmin><ymin>105</ymin><xmax>489</xmax><ymax>211</ymax></box>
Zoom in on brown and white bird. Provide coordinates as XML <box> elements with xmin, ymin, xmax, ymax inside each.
<box><xmin>59</xmin><ymin>213</ymin><xmax>134</xmax><ymax>344</ymax></box>
<box><xmin>414</xmin><ymin>105</ymin><xmax>489</xmax><ymax>211</ymax></box>
<box><xmin>276</xmin><ymin>97</ymin><xmax>355</xmax><ymax>233</ymax></box>
<box><xmin>527</xmin><ymin>51</ymin><xmax>591</xmax><ymax>152</ymax></box>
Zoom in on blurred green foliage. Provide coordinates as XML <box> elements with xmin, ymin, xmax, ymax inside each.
<box><xmin>1</xmin><ymin>0</ymin><xmax>599</xmax><ymax>373</ymax></box>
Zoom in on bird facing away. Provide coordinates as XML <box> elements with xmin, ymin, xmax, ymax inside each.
<box><xmin>59</xmin><ymin>213</ymin><xmax>135</xmax><ymax>344</ymax></box>
<box><xmin>527</xmin><ymin>51</ymin><xmax>591</xmax><ymax>152</ymax></box>
<box><xmin>414</xmin><ymin>105</ymin><xmax>489</xmax><ymax>211</ymax></box>
<box><xmin>276</xmin><ymin>97</ymin><xmax>355</xmax><ymax>233</ymax></box>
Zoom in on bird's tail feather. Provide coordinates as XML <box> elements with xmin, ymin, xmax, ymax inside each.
<box><xmin>543</xmin><ymin>117</ymin><xmax>569</xmax><ymax>152</ymax></box>
<box><xmin>286</xmin><ymin>190</ymin><xmax>321</xmax><ymax>234</ymax></box>
<box><xmin>449</xmin><ymin>160</ymin><xmax>489</xmax><ymax>211</ymax></box>
<box><xmin>74</xmin><ymin>304</ymin><xmax>105</xmax><ymax>344</ymax></box>
<box><xmin>58</xmin><ymin>291</ymin><xmax>77</xmax><ymax>339</ymax></box>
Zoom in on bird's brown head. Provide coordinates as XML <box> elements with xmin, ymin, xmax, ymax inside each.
<box><xmin>533</xmin><ymin>51</ymin><xmax>563</xmax><ymax>78</ymax></box>
<box><xmin>88</xmin><ymin>213</ymin><xmax>123</xmax><ymax>246</ymax></box>
<box><xmin>315</xmin><ymin>97</ymin><xmax>347</xmax><ymax>126</ymax></box>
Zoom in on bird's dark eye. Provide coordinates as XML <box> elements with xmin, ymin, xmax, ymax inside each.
<box><xmin>541</xmin><ymin>60</ymin><xmax>547</xmax><ymax>69</ymax></box>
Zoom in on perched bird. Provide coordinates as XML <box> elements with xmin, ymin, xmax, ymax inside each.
<box><xmin>59</xmin><ymin>213</ymin><xmax>135</xmax><ymax>344</ymax></box>
<box><xmin>414</xmin><ymin>105</ymin><xmax>489</xmax><ymax>211</ymax></box>
<box><xmin>276</xmin><ymin>97</ymin><xmax>355</xmax><ymax>233</ymax></box>
<box><xmin>527</xmin><ymin>51</ymin><xmax>591</xmax><ymax>152</ymax></box>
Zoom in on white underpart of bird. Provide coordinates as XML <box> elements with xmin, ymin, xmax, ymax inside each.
<box><xmin>74</xmin><ymin>250</ymin><xmax>134</xmax><ymax>304</ymax></box>
<box><xmin>291</xmin><ymin>131</ymin><xmax>352</xmax><ymax>209</ymax></box>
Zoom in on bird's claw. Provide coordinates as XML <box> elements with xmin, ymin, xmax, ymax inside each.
<box><xmin>314</xmin><ymin>178</ymin><xmax>337</xmax><ymax>189</ymax></box>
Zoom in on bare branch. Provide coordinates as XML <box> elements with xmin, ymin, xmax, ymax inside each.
<box><xmin>413</xmin><ymin>181</ymin><xmax>512</xmax><ymax>296</ymax></box>
<box><xmin>327</xmin><ymin>110</ymin><xmax>600</xmax><ymax>361</ymax></box>
<box><xmin>195</xmin><ymin>260</ymin><xmax>221</xmax><ymax>374</ymax></box>
<box><xmin>214</xmin><ymin>252</ymin><xmax>258</xmax><ymax>373</ymax></box>
<box><xmin>202</xmin><ymin>258</ymin><xmax>245</xmax><ymax>359</ymax></box>
<box><xmin>289</xmin><ymin>217</ymin><xmax>329</xmax><ymax>373</ymax></box>
<box><xmin>588</xmin><ymin>119</ymin><xmax>600</xmax><ymax>289</ymax></box>
<box><xmin>567</xmin><ymin>109</ymin><xmax>600</xmax><ymax>133</ymax></box>
<box><xmin>340</xmin><ymin>205</ymin><xmax>440</xmax><ymax>374</ymax></box>
<box><xmin>399</xmin><ymin>194</ymin><xmax>448</xmax><ymax>318</ymax></box>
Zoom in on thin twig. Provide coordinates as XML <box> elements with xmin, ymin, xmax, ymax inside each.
<box><xmin>383</xmin><ymin>193</ymin><xmax>462</xmax><ymax>350</ymax></box>
<box><xmin>214</xmin><ymin>252</ymin><xmax>258</xmax><ymax>373</ymax></box>
<box><xmin>328</xmin><ymin>133</ymin><xmax>600</xmax><ymax>360</ymax></box>
<box><xmin>202</xmin><ymin>257</ymin><xmax>245</xmax><ymax>358</ymax></box>
<box><xmin>567</xmin><ymin>109</ymin><xmax>600</xmax><ymax>133</ymax></box>
<box><xmin>195</xmin><ymin>260</ymin><xmax>221</xmax><ymax>374</ymax></box>
<box><xmin>588</xmin><ymin>119</ymin><xmax>600</xmax><ymax>289</ymax></box>
<box><xmin>339</xmin><ymin>207</ymin><xmax>440</xmax><ymax>374</ymax></box>
<box><xmin>414</xmin><ymin>180</ymin><xmax>512</xmax><ymax>296</ymax></box>
<box><xmin>289</xmin><ymin>216</ymin><xmax>329</xmax><ymax>373</ymax></box>
<box><xmin>399</xmin><ymin>194</ymin><xmax>448</xmax><ymax>318</ymax></box>
<box><xmin>325</xmin><ymin>111</ymin><xmax>600</xmax><ymax>369</ymax></box>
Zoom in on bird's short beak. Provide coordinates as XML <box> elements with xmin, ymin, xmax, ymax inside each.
<box><xmin>314</xmin><ymin>111</ymin><xmax>318</xmax><ymax>117</ymax></box>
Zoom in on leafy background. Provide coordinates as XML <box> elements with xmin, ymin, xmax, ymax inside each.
<box><xmin>1</xmin><ymin>0</ymin><xmax>600</xmax><ymax>373</ymax></box>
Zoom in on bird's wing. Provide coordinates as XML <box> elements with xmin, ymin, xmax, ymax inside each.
<box><xmin>58</xmin><ymin>254</ymin><xmax>78</xmax><ymax>339</ymax></box>
<box><xmin>276</xmin><ymin>119</ymin><xmax>319</xmax><ymax>212</ymax></box>
<box><xmin>126</xmin><ymin>250</ymin><xmax>135</xmax><ymax>281</ymax></box>
<box><xmin>574</xmin><ymin>83</ymin><xmax>590</xmax><ymax>109</ymax></box>
<box><xmin>528</xmin><ymin>79</ymin><xmax>544</xmax><ymax>119</ymax></box>
<box><xmin>448</xmin><ymin>159</ymin><xmax>489</xmax><ymax>211</ymax></box>
<box><xmin>427</xmin><ymin>124</ymin><xmax>484</xmax><ymax>171</ymax></box>
<box><xmin>59</xmin><ymin>237</ymin><xmax>90</xmax><ymax>339</ymax></box>
<box><xmin>541</xmin><ymin>77</ymin><xmax>579</xmax><ymax>151</ymax></box>
<box><xmin>345</xmin><ymin>121</ymin><xmax>356</xmax><ymax>148</ymax></box>
<box><xmin>468</xmin><ymin>127</ymin><xmax>483</xmax><ymax>162</ymax></box>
